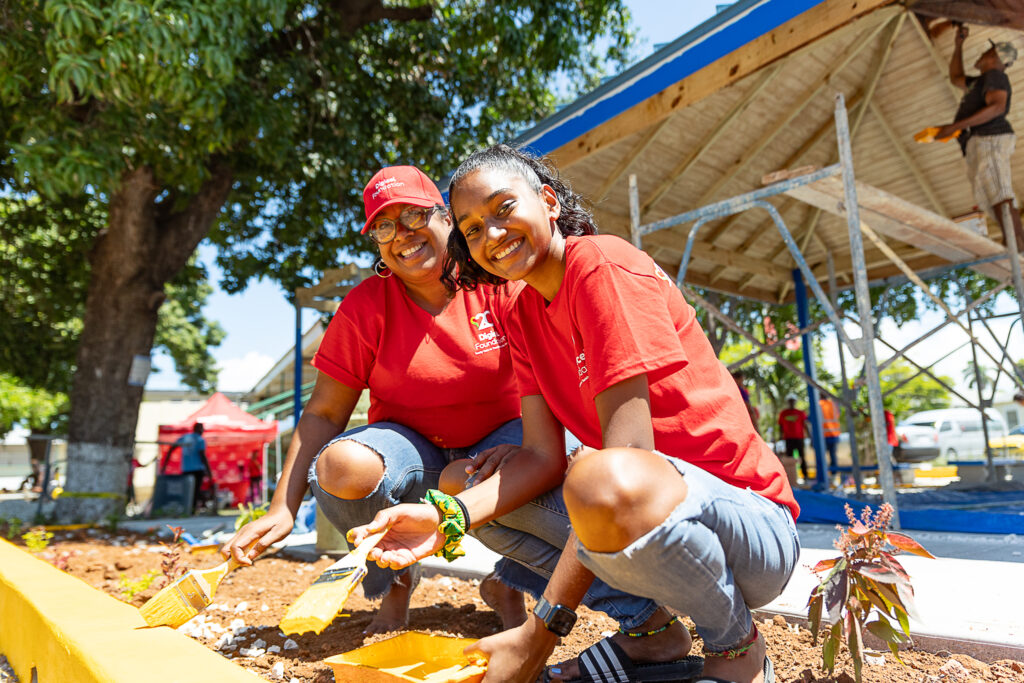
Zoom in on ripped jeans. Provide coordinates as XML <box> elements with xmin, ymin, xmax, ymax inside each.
<box><xmin>308</xmin><ymin>420</ymin><xmax>658</xmax><ymax>628</ymax></box>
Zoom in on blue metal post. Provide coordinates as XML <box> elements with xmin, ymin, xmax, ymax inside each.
<box><xmin>792</xmin><ymin>268</ymin><xmax>827</xmax><ymax>487</ymax></box>
<box><xmin>294</xmin><ymin>300</ymin><xmax>303</xmax><ymax>425</ymax></box>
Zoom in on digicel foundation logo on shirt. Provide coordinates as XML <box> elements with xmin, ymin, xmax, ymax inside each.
<box><xmin>575</xmin><ymin>351</ymin><xmax>589</xmax><ymax>387</ymax></box>
<box><xmin>470</xmin><ymin>310</ymin><xmax>508</xmax><ymax>355</ymax></box>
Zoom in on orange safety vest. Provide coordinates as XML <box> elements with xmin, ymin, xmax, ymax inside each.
<box><xmin>819</xmin><ymin>398</ymin><xmax>841</xmax><ymax>437</ymax></box>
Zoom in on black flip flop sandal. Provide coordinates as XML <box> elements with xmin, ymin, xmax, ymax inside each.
<box><xmin>545</xmin><ymin>637</ymin><xmax>705</xmax><ymax>683</ymax></box>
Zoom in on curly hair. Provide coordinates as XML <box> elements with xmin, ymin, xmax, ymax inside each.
<box><xmin>441</xmin><ymin>144</ymin><xmax>597</xmax><ymax>292</ymax></box>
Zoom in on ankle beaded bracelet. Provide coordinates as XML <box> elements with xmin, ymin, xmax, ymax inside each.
<box><xmin>618</xmin><ymin>615</ymin><xmax>679</xmax><ymax>638</ymax></box>
<box><xmin>704</xmin><ymin>625</ymin><xmax>758</xmax><ymax>659</ymax></box>
<box><xmin>422</xmin><ymin>489</ymin><xmax>467</xmax><ymax>562</ymax></box>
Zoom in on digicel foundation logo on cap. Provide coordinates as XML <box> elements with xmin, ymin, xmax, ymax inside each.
<box><xmin>372</xmin><ymin>176</ymin><xmax>405</xmax><ymax>200</ymax></box>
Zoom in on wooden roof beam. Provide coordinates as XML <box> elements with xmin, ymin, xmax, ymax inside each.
<box><xmin>868</xmin><ymin>100</ymin><xmax>949</xmax><ymax>216</ymax></box>
<box><xmin>908</xmin><ymin>12</ymin><xmax>962</xmax><ymax>108</ymax></box>
<box><xmin>638</xmin><ymin>62</ymin><xmax>784</xmax><ymax>212</ymax></box>
<box><xmin>640</xmin><ymin>14</ymin><xmax>893</xmax><ymax>217</ymax></box>
<box><xmin>593</xmin><ymin>117</ymin><xmax>674</xmax><ymax>202</ymax></box>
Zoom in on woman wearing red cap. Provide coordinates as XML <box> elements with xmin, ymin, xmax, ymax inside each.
<box><xmin>222</xmin><ymin>165</ymin><xmax>532</xmax><ymax>633</ymax></box>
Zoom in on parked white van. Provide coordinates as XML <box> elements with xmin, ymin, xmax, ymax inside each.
<box><xmin>899</xmin><ymin>408</ymin><xmax>1008</xmax><ymax>460</ymax></box>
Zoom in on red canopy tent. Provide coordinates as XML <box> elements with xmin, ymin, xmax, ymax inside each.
<box><xmin>158</xmin><ymin>392</ymin><xmax>278</xmax><ymax>507</ymax></box>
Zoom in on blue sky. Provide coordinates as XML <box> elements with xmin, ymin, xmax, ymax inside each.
<box><xmin>144</xmin><ymin>0</ymin><xmax>1024</xmax><ymax>404</ymax></box>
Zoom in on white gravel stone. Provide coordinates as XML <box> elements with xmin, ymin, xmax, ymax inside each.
<box><xmin>252</xmin><ymin>639</ymin><xmax>266</xmax><ymax>649</ymax></box>
<box><xmin>267</xmin><ymin>645</ymin><xmax>281</xmax><ymax>654</ymax></box>
<box><xmin>260</xmin><ymin>603</ymin><xmax>270</xmax><ymax>612</ymax></box>
<box><xmin>283</xmin><ymin>639</ymin><xmax>298</xmax><ymax>650</ymax></box>
<box><xmin>234</xmin><ymin>601</ymin><xmax>248</xmax><ymax>613</ymax></box>
<box><xmin>269</xmin><ymin>662</ymin><xmax>285</xmax><ymax>679</ymax></box>
<box><xmin>238</xmin><ymin>647</ymin><xmax>265</xmax><ymax>658</ymax></box>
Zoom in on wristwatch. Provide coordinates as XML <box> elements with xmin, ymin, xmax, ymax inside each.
<box><xmin>533</xmin><ymin>596</ymin><xmax>577</xmax><ymax>637</ymax></box>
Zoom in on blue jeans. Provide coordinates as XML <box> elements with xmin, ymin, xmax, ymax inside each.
<box><xmin>575</xmin><ymin>454</ymin><xmax>800</xmax><ymax>651</ymax></box>
<box><xmin>309</xmin><ymin>420</ymin><xmax>658</xmax><ymax>628</ymax></box>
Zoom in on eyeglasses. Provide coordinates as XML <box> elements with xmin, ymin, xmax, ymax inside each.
<box><xmin>367</xmin><ymin>206</ymin><xmax>440</xmax><ymax>245</ymax></box>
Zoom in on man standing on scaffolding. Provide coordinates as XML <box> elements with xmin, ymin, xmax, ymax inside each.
<box><xmin>934</xmin><ymin>24</ymin><xmax>1022</xmax><ymax>254</ymax></box>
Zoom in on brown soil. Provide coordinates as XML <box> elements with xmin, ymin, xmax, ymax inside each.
<box><xmin>9</xmin><ymin>528</ymin><xmax>1024</xmax><ymax>683</ymax></box>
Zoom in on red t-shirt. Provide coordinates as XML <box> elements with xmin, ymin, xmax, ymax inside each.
<box><xmin>312</xmin><ymin>276</ymin><xmax>521</xmax><ymax>448</ymax></box>
<box><xmin>505</xmin><ymin>235</ymin><xmax>798</xmax><ymax>520</ymax></box>
<box><xmin>778</xmin><ymin>409</ymin><xmax>807</xmax><ymax>440</ymax></box>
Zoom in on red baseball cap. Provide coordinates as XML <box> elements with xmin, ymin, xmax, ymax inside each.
<box><xmin>361</xmin><ymin>166</ymin><xmax>445</xmax><ymax>234</ymax></box>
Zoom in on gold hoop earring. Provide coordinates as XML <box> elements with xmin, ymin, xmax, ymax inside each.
<box><xmin>374</xmin><ymin>259</ymin><xmax>392</xmax><ymax>279</ymax></box>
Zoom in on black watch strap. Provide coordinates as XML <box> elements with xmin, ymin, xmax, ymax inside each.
<box><xmin>533</xmin><ymin>596</ymin><xmax>577</xmax><ymax>637</ymax></box>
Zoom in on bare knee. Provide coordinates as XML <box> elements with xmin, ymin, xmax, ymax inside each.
<box><xmin>564</xmin><ymin>448</ymin><xmax>687</xmax><ymax>553</ymax></box>
<box><xmin>315</xmin><ymin>440</ymin><xmax>385</xmax><ymax>500</ymax></box>
<box><xmin>439</xmin><ymin>459</ymin><xmax>473</xmax><ymax>495</ymax></box>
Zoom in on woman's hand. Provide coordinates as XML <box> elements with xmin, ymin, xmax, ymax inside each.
<box><xmin>464</xmin><ymin>617</ymin><xmax>558</xmax><ymax>683</ymax></box>
<box><xmin>347</xmin><ymin>503</ymin><xmax>446</xmax><ymax>569</ymax></box>
<box><xmin>220</xmin><ymin>507</ymin><xmax>295</xmax><ymax>565</ymax></box>
<box><xmin>465</xmin><ymin>444</ymin><xmax>522</xmax><ymax>485</ymax></box>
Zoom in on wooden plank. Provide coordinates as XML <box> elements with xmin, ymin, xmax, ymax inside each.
<box><xmin>782</xmin><ymin>175</ymin><xmax>1018</xmax><ymax>278</ymax></box>
<box><xmin>868</xmin><ymin>100</ymin><xmax>948</xmax><ymax>215</ymax></box>
<box><xmin>550</xmin><ymin>1</ymin><xmax>898</xmax><ymax>169</ymax></box>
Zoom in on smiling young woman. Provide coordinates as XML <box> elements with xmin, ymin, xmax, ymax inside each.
<box><xmin>430</xmin><ymin>144</ymin><xmax>799</xmax><ymax>683</ymax></box>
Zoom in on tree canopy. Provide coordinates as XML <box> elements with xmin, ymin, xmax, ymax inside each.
<box><xmin>1</xmin><ymin>0</ymin><xmax>635</xmax><ymax>519</ymax></box>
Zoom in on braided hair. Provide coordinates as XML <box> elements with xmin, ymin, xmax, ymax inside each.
<box><xmin>441</xmin><ymin>144</ymin><xmax>597</xmax><ymax>293</ymax></box>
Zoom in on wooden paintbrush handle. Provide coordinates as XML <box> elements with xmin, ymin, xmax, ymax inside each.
<box><xmin>351</xmin><ymin>529</ymin><xmax>388</xmax><ymax>561</ymax></box>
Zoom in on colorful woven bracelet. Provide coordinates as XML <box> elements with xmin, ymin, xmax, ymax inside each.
<box><xmin>618</xmin><ymin>615</ymin><xmax>679</xmax><ymax>638</ymax></box>
<box><xmin>704</xmin><ymin>625</ymin><xmax>758</xmax><ymax>659</ymax></box>
<box><xmin>422</xmin><ymin>489</ymin><xmax>467</xmax><ymax>562</ymax></box>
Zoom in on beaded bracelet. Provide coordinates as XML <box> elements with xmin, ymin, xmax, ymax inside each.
<box><xmin>422</xmin><ymin>489</ymin><xmax>467</xmax><ymax>562</ymax></box>
<box><xmin>704</xmin><ymin>625</ymin><xmax>758</xmax><ymax>659</ymax></box>
<box><xmin>618</xmin><ymin>615</ymin><xmax>679</xmax><ymax>638</ymax></box>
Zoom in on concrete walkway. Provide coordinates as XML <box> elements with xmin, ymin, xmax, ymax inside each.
<box><xmin>118</xmin><ymin>517</ymin><xmax>1024</xmax><ymax>663</ymax></box>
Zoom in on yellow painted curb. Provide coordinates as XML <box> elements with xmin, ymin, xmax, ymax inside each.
<box><xmin>0</xmin><ymin>538</ymin><xmax>263</xmax><ymax>683</ymax></box>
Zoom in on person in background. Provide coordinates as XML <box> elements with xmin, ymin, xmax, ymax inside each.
<box><xmin>778</xmin><ymin>394</ymin><xmax>809</xmax><ymax>481</ymax></box>
<box><xmin>732</xmin><ymin>370</ymin><xmax>761</xmax><ymax>435</ymax></box>
<box><xmin>934</xmin><ymin>24</ymin><xmax>1022</xmax><ymax>253</ymax></box>
<box><xmin>246</xmin><ymin>451</ymin><xmax>263</xmax><ymax>506</ymax></box>
<box><xmin>1014</xmin><ymin>391</ymin><xmax>1024</xmax><ymax>407</ymax></box>
<box><xmin>160</xmin><ymin>422</ymin><xmax>213</xmax><ymax>515</ymax></box>
<box><xmin>819</xmin><ymin>395</ymin><xmax>841</xmax><ymax>472</ymax></box>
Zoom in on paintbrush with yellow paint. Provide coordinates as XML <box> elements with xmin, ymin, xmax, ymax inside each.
<box><xmin>279</xmin><ymin>529</ymin><xmax>387</xmax><ymax>635</ymax></box>
<box><xmin>139</xmin><ymin>556</ymin><xmax>243</xmax><ymax>628</ymax></box>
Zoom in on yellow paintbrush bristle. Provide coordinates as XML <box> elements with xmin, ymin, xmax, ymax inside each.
<box><xmin>139</xmin><ymin>560</ymin><xmax>237</xmax><ymax>628</ymax></box>
<box><xmin>279</xmin><ymin>529</ymin><xmax>385</xmax><ymax>635</ymax></box>
<box><xmin>279</xmin><ymin>563</ymin><xmax>367</xmax><ymax>635</ymax></box>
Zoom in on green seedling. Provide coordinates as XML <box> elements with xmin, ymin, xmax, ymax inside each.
<box><xmin>807</xmin><ymin>503</ymin><xmax>935</xmax><ymax>683</ymax></box>
<box><xmin>119</xmin><ymin>569</ymin><xmax>161</xmax><ymax>601</ymax></box>
<box><xmin>234</xmin><ymin>501</ymin><xmax>269</xmax><ymax>531</ymax></box>
<box><xmin>22</xmin><ymin>527</ymin><xmax>54</xmax><ymax>554</ymax></box>
<box><xmin>4</xmin><ymin>517</ymin><xmax>24</xmax><ymax>540</ymax></box>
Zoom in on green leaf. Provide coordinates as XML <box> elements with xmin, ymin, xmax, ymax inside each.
<box><xmin>848</xmin><ymin>615</ymin><xmax>863</xmax><ymax>683</ymax></box>
<box><xmin>822</xmin><ymin>633</ymin><xmax>838</xmax><ymax>671</ymax></box>
<box><xmin>823</xmin><ymin>569</ymin><xmax>848</xmax><ymax>626</ymax></box>
<box><xmin>808</xmin><ymin>594</ymin><xmax>823</xmax><ymax>644</ymax></box>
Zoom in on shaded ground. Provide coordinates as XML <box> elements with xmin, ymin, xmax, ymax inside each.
<box><xmin>6</xmin><ymin>528</ymin><xmax>1024</xmax><ymax>683</ymax></box>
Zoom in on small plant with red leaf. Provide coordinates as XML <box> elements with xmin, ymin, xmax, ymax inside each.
<box><xmin>807</xmin><ymin>503</ymin><xmax>935</xmax><ymax>683</ymax></box>
<box><xmin>157</xmin><ymin>525</ymin><xmax>188</xmax><ymax>588</ymax></box>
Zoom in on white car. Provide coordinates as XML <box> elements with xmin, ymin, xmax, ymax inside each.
<box><xmin>893</xmin><ymin>422</ymin><xmax>940</xmax><ymax>463</ymax></box>
<box><xmin>899</xmin><ymin>408</ymin><xmax>1009</xmax><ymax>461</ymax></box>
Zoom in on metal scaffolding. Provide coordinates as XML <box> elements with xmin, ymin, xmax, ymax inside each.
<box><xmin>627</xmin><ymin>93</ymin><xmax>1024</xmax><ymax>529</ymax></box>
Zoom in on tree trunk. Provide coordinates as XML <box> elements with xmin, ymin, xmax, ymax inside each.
<box><xmin>57</xmin><ymin>164</ymin><xmax>232</xmax><ymax>522</ymax></box>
